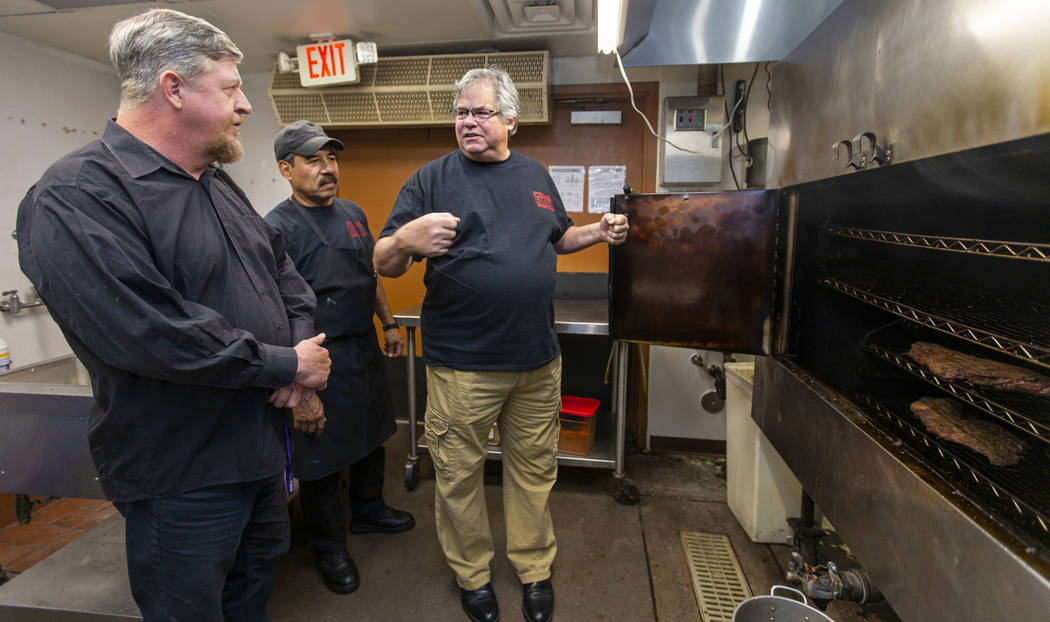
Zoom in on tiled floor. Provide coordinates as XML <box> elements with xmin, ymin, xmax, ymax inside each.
<box><xmin>0</xmin><ymin>498</ymin><xmax>117</xmax><ymax>575</ymax></box>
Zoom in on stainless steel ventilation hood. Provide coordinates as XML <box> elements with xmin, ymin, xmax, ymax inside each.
<box><xmin>619</xmin><ymin>0</ymin><xmax>846</xmax><ymax>66</ymax></box>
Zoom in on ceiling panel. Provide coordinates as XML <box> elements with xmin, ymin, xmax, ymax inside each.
<box><xmin>0</xmin><ymin>0</ymin><xmax>597</xmax><ymax>74</ymax></box>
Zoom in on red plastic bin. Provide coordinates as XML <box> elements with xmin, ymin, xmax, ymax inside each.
<box><xmin>559</xmin><ymin>395</ymin><xmax>599</xmax><ymax>455</ymax></box>
<box><xmin>561</xmin><ymin>395</ymin><xmax>600</xmax><ymax>417</ymax></box>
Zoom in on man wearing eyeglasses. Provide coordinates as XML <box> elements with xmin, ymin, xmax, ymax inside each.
<box><xmin>375</xmin><ymin>67</ymin><xmax>629</xmax><ymax>622</ymax></box>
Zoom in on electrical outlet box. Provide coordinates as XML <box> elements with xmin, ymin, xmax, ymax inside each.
<box><xmin>662</xmin><ymin>96</ymin><xmax>723</xmax><ymax>184</ymax></box>
<box><xmin>675</xmin><ymin>109</ymin><xmax>706</xmax><ymax>131</ymax></box>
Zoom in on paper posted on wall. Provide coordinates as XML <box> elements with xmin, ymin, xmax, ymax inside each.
<box><xmin>587</xmin><ymin>165</ymin><xmax>626</xmax><ymax>214</ymax></box>
<box><xmin>548</xmin><ymin>165</ymin><xmax>585</xmax><ymax>213</ymax></box>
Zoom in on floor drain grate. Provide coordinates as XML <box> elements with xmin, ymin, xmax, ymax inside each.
<box><xmin>681</xmin><ymin>531</ymin><xmax>752</xmax><ymax>622</ymax></box>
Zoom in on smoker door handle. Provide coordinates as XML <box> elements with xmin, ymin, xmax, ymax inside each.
<box><xmin>855</xmin><ymin>131</ymin><xmax>894</xmax><ymax>166</ymax></box>
<box><xmin>832</xmin><ymin>139</ymin><xmax>865</xmax><ymax>169</ymax></box>
<box><xmin>831</xmin><ymin>140</ymin><xmax>852</xmax><ymax>165</ymax></box>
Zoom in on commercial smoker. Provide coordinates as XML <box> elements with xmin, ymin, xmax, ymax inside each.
<box><xmin>609</xmin><ymin>1</ymin><xmax>1050</xmax><ymax>620</ymax></box>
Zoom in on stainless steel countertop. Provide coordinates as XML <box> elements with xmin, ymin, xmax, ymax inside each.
<box><xmin>394</xmin><ymin>298</ymin><xmax>609</xmax><ymax>336</ymax></box>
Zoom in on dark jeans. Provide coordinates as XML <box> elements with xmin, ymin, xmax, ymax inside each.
<box><xmin>116</xmin><ymin>474</ymin><xmax>290</xmax><ymax>622</ymax></box>
<box><xmin>299</xmin><ymin>444</ymin><xmax>386</xmax><ymax>556</ymax></box>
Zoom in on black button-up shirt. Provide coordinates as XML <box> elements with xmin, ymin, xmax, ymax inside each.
<box><xmin>17</xmin><ymin>120</ymin><xmax>316</xmax><ymax>502</ymax></box>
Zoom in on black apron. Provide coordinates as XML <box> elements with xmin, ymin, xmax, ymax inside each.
<box><xmin>288</xmin><ymin>202</ymin><xmax>396</xmax><ymax>481</ymax></box>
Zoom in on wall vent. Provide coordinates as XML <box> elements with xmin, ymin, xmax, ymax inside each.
<box><xmin>268</xmin><ymin>50</ymin><xmax>549</xmax><ymax>128</ymax></box>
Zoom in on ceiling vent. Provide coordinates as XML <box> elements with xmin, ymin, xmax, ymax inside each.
<box><xmin>268</xmin><ymin>50</ymin><xmax>549</xmax><ymax>128</ymax></box>
<box><xmin>485</xmin><ymin>0</ymin><xmax>594</xmax><ymax>33</ymax></box>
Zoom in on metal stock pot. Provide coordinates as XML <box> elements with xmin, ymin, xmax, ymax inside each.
<box><xmin>733</xmin><ymin>586</ymin><xmax>836</xmax><ymax>622</ymax></box>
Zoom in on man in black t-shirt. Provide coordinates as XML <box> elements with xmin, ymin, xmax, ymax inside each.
<box><xmin>375</xmin><ymin>68</ymin><xmax>629</xmax><ymax>622</ymax></box>
<box><xmin>265</xmin><ymin>121</ymin><xmax>414</xmax><ymax>595</ymax></box>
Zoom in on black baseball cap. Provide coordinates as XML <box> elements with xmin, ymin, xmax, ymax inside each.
<box><xmin>274</xmin><ymin>120</ymin><xmax>345</xmax><ymax>161</ymax></box>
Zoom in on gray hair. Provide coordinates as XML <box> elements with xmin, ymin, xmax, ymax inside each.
<box><xmin>109</xmin><ymin>8</ymin><xmax>243</xmax><ymax>106</ymax></box>
<box><xmin>453</xmin><ymin>67</ymin><xmax>520</xmax><ymax>136</ymax></box>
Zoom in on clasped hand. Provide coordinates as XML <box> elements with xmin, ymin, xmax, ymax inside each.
<box><xmin>268</xmin><ymin>333</ymin><xmax>331</xmax><ymax>409</ymax></box>
<box><xmin>291</xmin><ymin>392</ymin><xmax>326</xmax><ymax>437</ymax></box>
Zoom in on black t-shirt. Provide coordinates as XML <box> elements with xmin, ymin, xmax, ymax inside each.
<box><xmin>381</xmin><ymin>150</ymin><xmax>572</xmax><ymax>370</ymax></box>
<box><xmin>264</xmin><ymin>197</ymin><xmax>374</xmax><ymax>285</ymax></box>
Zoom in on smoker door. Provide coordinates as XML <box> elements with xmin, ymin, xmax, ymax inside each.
<box><xmin>609</xmin><ymin>191</ymin><xmax>777</xmax><ymax>353</ymax></box>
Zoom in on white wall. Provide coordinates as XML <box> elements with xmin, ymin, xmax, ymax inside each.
<box><xmin>0</xmin><ymin>31</ymin><xmax>119</xmax><ymax>371</ymax></box>
<box><xmin>222</xmin><ymin>70</ymin><xmax>292</xmax><ymax>217</ymax></box>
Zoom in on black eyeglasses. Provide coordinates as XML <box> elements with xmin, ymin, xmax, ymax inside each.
<box><xmin>453</xmin><ymin>107</ymin><xmax>501</xmax><ymax>121</ymax></box>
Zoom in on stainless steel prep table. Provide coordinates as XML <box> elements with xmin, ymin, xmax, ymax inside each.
<box><xmin>394</xmin><ymin>300</ymin><xmax>632</xmax><ymax>496</ymax></box>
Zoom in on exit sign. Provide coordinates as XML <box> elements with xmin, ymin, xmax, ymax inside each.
<box><xmin>297</xmin><ymin>39</ymin><xmax>359</xmax><ymax>87</ymax></box>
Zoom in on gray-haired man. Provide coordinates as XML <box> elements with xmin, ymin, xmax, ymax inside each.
<box><xmin>17</xmin><ymin>9</ymin><xmax>329</xmax><ymax>621</ymax></box>
<box><xmin>374</xmin><ymin>67</ymin><xmax>629</xmax><ymax>622</ymax></box>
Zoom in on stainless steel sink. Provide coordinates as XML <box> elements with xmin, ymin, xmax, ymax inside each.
<box><xmin>0</xmin><ymin>355</ymin><xmax>102</xmax><ymax>499</ymax></box>
<box><xmin>0</xmin><ymin>355</ymin><xmax>90</xmax><ymax>385</ymax></box>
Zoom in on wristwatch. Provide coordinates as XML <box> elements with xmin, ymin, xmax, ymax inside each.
<box><xmin>382</xmin><ymin>322</ymin><xmax>398</xmax><ymax>331</ymax></box>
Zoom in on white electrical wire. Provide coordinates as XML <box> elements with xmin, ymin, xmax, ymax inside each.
<box><xmin>612</xmin><ymin>49</ymin><xmax>700</xmax><ymax>154</ymax></box>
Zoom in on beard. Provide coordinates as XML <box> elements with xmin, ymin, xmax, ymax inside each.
<box><xmin>206</xmin><ymin>135</ymin><xmax>244</xmax><ymax>164</ymax></box>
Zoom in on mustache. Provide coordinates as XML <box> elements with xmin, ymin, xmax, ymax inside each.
<box><xmin>318</xmin><ymin>174</ymin><xmax>337</xmax><ymax>185</ymax></box>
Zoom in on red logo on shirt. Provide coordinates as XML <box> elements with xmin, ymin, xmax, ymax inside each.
<box><xmin>346</xmin><ymin>221</ymin><xmax>369</xmax><ymax>238</ymax></box>
<box><xmin>533</xmin><ymin>191</ymin><xmax>554</xmax><ymax>212</ymax></box>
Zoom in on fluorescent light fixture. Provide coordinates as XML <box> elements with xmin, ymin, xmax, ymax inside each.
<box><xmin>966</xmin><ymin>0</ymin><xmax>1050</xmax><ymax>40</ymax></box>
<box><xmin>597</xmin><ymin>0</ymin><xmax>626</xmax><ymax>54</ymax></box>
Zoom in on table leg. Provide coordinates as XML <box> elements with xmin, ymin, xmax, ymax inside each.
<box><xmin>612</xmin><ymin>340</ymin><xmax>638</xmax><ymax>504</ymax></box>
<box><xmin>404</xmin><ymin>327</ymin><xmax>419</xmax><ymax>490</ymax></box>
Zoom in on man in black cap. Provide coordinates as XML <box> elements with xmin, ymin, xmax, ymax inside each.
<box><xmin>265</xmin><ymin>120</ymin><xmax>414</xmax><ymax>595</ymax></box>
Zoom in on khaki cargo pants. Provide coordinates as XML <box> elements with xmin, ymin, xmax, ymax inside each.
<box><xmin>425</xmin><ymin>357</ymin><xmax>561</xmax><ymax>590</ymax></box>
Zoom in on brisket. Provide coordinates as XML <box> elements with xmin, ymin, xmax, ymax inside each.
<box><xmin>907</xmin><ymin>341</ymin><xmax>1050</xmax><ymax>397</ymax></box>
<box><xmin>909</xmin><ymin>397</ymin><xmax>1026</xmax><ymax>466</ymax></box>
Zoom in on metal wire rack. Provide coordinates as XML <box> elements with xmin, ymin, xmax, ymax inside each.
<box><xmin>859</xmin><ymin>395</ymin><xmax>1050</xmax><ymax>555</ymax></box>
<box><xmin>824</xmin><ymin>226</ymin><xmax>1050</xmax><ymax>263</ymax></box>
<box><xmin>821</xmin><ymin>278</ymin><xmax>1050</xmax><ymax>371</ymax></box>
<box><xmin>864</xmin><ymin>343</ymin><xmax>1050</xmax><ymax>443</ymax></box>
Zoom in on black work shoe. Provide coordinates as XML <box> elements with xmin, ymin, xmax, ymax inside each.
<box><xmin>522</xmin><ymin>579</ymin><xmax>554</xmax><ymax>622</ymax></box>
<box><xmin>460</xmin><ymin>583</ymin><xmax>500</xmax><ymax>622</ymax></box>
<box><xmin>350</xmin><ymin>505</ymin><xmax>416</xmax><ymax>534</ymax></box>
<box><xmin>315</xmin><ymin>550</ymin><xmax>359</xmax><ymax>594</ymax></box>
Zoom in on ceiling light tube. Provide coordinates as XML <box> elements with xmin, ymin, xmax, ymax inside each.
<box><xmin>597</xmin><ymin>0</ymin><xmax>626</xmax><ymax>54</ymax></box>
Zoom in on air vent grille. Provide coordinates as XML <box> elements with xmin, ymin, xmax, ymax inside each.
<box><xmin>270</xmin><ymin>94</ymin><xmax>327</xmax><ymax>124</ymax></box>
<box><xmin>374</xmin><ymin>57</ymin><xmax>431</xmax><ymax>87</ymax></box>
<box><xmin>268</xmin><ymin>51</ymin><xmax>549</xmax><ymax>128</ymax></box>
<box><xmin>431</xmin><ymin>56</ymin><xmax>487</xmax><ymax>84</ymax></box>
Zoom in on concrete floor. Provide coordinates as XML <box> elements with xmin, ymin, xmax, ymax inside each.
<box><xmin>268</xmin><ymin>424</ymin><xmax>901</xmax><ymax>622</ymax></box>
<box><xmin>0</xmin><ymin>422</ymin><xmax>902</xmax><ymax>621</ymax></box>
